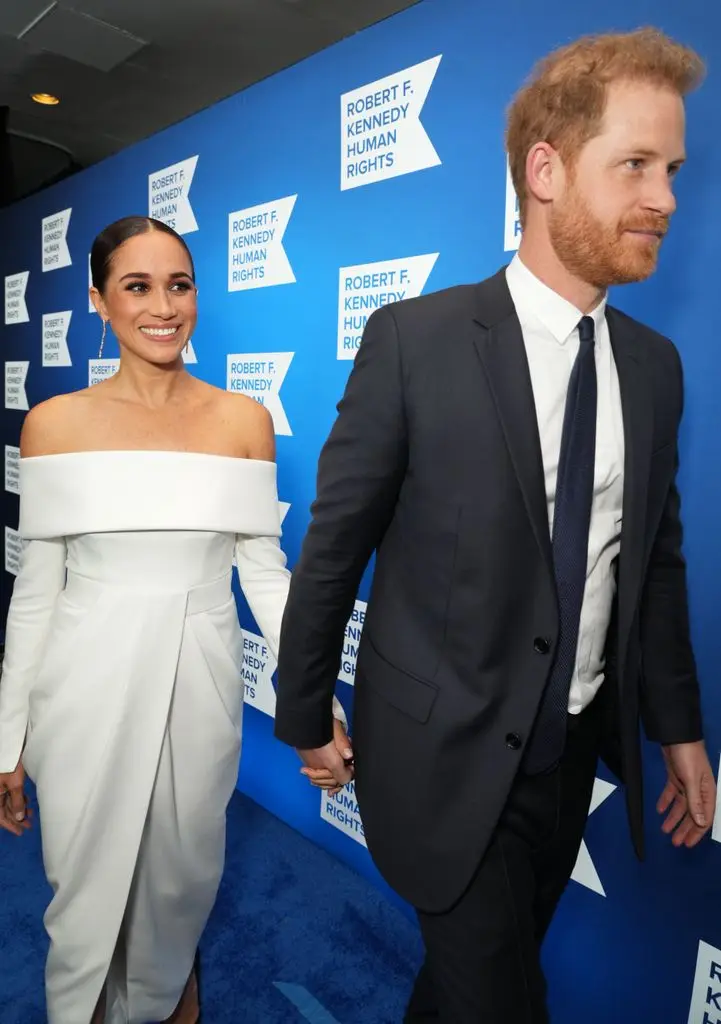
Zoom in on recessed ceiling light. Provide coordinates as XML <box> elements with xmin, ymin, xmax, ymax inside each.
<box><xmin>31</xmin><ymin>93</ymin><xmax>60</xmax><ymax>105</ymax></box>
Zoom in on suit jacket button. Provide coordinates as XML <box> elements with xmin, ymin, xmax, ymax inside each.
<box><xmin>506</xmin><ymin>733</ymin><xmax>522</xmax><ymax>750</ymax></box>
<box><xmin>533</xmin><ymin>636</ymin><xmax>550</xmax><ymax>654</ymax></box>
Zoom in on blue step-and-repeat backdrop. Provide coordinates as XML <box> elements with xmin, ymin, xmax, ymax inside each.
<box><xmin>2</xmin><ymin>0</ymin><xmax>720</xmax><ymax>1019</ymax></box>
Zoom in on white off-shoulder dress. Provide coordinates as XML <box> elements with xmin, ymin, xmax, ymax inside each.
<box><xmin>0</xmin><ymin>451</ymin><xmax>335</xmax><ymax>1024</ymax></box>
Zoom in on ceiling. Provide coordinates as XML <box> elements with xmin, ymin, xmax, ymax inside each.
<box><xmin>0</xmin><ymin>0</ymin><xmax>420</xmax><ymax>205</ymax></box>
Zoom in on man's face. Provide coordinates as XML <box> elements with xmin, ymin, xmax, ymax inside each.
<box><xmin>549</xmin><ymin>79</ymin><xmax>686</xmax><ymax>289</ymax></box>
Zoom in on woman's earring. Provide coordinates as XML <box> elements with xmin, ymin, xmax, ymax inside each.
<box><xmin>98</xmin><ymin>319</ymin><xmax>107</xmax><ymax>359</ymax></box>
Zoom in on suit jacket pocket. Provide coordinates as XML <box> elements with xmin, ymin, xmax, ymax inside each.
<box><xmin>357</xmin><ymin>634</ymin><xmax>439</xmax><ymax>724</ymax></box>
<box><xmin>650</xmin><ymin>440</ymin><xmax>674</xmax><ymax>459</ymax></box>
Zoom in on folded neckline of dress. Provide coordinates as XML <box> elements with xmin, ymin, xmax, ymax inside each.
<box><xmin>20</xmin><ymin>451</ymin><xmax>276</xmax><ymax>466</ymax></box>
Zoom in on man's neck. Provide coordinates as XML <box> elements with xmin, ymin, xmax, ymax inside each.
<box><xmin>517</xmin><ymin>235</ymin><xmax>606</xmax><ymax>314</ymax></box>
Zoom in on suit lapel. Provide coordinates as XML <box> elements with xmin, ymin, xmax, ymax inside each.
<box><xmin>470</xmin><ymin>275</ymin><xmax>652</xmax><ymax>680</ymax></box>
<box><xmin>607</xmin><ymin>306</ymin><xmax>653</xmax><ymax>680</ymax></box>
<box><xmin>472</xmin><ymin>270</ymin><xmax>554</xmax><ymax>580</ymax></box>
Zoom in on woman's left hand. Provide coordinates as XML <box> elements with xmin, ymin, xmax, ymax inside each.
<box><xmin>300</xmin><ymin>718</ymin><xmax>354</xmax><ymax>796</ymax></box>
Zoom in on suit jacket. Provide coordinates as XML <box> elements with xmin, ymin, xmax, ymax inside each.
<box><xmin>274</xmin><ymin>268</ymin><xmax>703</xmax><ymax>913</ymax></box>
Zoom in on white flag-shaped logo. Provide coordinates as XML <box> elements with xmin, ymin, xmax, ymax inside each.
<box><xmin>338</xmin><ymin>253</ymin><xmax>438</xmax><ymax>360</ymax></box>
<box><xmin>149</xmin><ymin>156</ymin><xmax>199</xmax><ymax>235</ymax></box>
<box><xmin>88</xmin><ymin>359</ymin><xmax>120</xmax><ymax>386</ymax></box>
<box><xmin>43</xmin><ymin>311</ymin><xmax>73</xmax><ymax>367</ymax></box>
<box><xmin>341</xmin><ymin>55</ymin><xmax>442</xmax><ymax>190</ymax></box>
<box><xmin>4</xmin><ymin>527</ymin><xmax>22</xmax><ymax>576</ymax></box>
<box><xmin>182</xmin><ymin>339</ymin><xmax>198</xmax><ymax>364</ymax></box>
<box><xmin>504</xmin><ymin>157</ymin><xmax>522</xmax><ymax>252</ymax></box>
<box><xmin>5</xmin><ymin>272</ymin><xmax>29</xmax><ymax>324</ymax></box>
<box><xmin>5</xmin><ymin>362</ymin><xmax>29</xmax><ymax>410</ymax></box>
<box><xmin>242</xmin><ymin>630</ymin><xmax>278</xmax><ymax>718</ymax></box>
<box><xmin>228</xmin><ymin>196</ymin><xmax>297</xmax><ymax>292</ymax></box>
<box><xmin>42</xmin><ymin>208</ymin><xmax>72</xmax><ymax>271</ymax></box>
<box><xmin>688</xmin><ymin>940</ymin><xmax>721</xmax><ymax>1022</ymax></box>
<box><xmin>226</xmin><ymin>353</ymin><xmax>294</xmax><ymax>435</ymax></box>
<box><xmin>570</xmin><ymin>777</ymin><xmax>616</xmax><ymax>896</ymax></box>
<box><xmin>5</xmin><ymin>445</ymin><xmax>20</xmax><ymax>495</ymax></box>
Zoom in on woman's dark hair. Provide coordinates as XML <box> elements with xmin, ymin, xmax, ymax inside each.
<box><xmin>90</xmin><ymin>216</ymin><xmax>196</xmax><ymax>294</ymax></box>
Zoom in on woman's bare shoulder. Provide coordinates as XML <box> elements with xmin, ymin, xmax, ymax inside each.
<box><xmin>203</xmin><ymin>385</ymin><xmax>275</xmax><ymax>461</ymax></box>
<box><xmin>20</xmin><ymin>390</ymin><xmax>97</xmax><ymax>457</ymax></box>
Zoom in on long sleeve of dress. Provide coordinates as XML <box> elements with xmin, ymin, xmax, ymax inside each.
<box><xmin>0</xmin><ymin>538</ymin><xmax>66</xmax><ymax>773</ymax></box>
<box><xmin>234</xmin><ymin>534</ymin><xmax>348</xmax><ymax>729</ymax></box>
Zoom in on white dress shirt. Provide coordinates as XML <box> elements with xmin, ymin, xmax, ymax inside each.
<box><xmin>505</xmin><ymin>254</ymin><xmax>625</xmax><ymax>713</ymax></box>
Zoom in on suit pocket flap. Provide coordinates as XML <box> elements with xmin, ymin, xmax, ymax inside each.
<box><xmin>358</xmin><ymin>636</ymin><xmax>439</xmax><ymax>724</ymax></box>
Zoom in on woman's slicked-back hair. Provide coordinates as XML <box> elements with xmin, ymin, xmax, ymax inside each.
<box><xmin>90</xmin><ymin>215</ymin><xmax>196</xmax><ymax>294</ymax></box>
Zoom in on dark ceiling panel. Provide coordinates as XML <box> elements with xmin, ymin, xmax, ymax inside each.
<box><xmin>20</xmin><ymin>5</ymin><xmax>147</xmax><ymax>73</ymax></box>
<box><xmin>0</xmin><ymin>0</ymin><xmax>421</xmax><ymax>204</ymax></box>
<box><xmin>64</xmin><ymin>0</ymin><xmax>269</xmax><ymax>45</ymax></box>
<box><xmin>0</xmin><ymin>33</ymin><xmax>32</xmax><ymax>76</ymax></box>
<box><xmin>0</xmin><ymin>0</ymin><xmax>54</xmax><ymax>38</ymax></box>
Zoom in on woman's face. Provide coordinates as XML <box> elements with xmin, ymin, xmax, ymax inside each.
<box><xmin>91</xmin><ymin>230</ymin><xmax>197</xmax><ymax>364</ymax></box>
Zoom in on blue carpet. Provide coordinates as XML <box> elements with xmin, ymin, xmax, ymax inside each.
<box><xmin>0</xmin><ymin>786</ymin><xmax>423</xmax><ymax>1022</ymax></box>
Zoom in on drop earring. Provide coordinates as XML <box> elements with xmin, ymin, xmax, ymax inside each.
<box><xmin>98</xmin><ymin>319</ymin><xmax>107</xmax><ymax>359</ymax></box>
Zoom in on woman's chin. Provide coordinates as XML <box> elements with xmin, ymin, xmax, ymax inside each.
<box><xmin>138</xmin><ymin>342</ymin><xmax>186</xmax><ymax>364</ymax></box>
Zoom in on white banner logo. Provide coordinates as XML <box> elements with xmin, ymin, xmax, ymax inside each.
<box><xmin>5</xmin><ymin>272</ymin><xmax>29</xmax><ymax>324</ymax></box>
<box><xmin>5</xmin><ymin>446</ymin><xmax>20</xmax><ymax>495</ymax></box>
<box><xmin>228</xmin><ymin>196</ymin><xmax>297</xmax><ymax>292</ymax></box>
<box><xmin>149</xmin><ymin>156</ymin><xmax>199</xmax><ymax>234</ymax></box>
<box><xmin>5</xmin><ymin>362</ymin><xmax>29</xmax><ymax>410</ymax></box>
<box><xmin>688</xmin><ymin>940</ymin><xmax>721</xmax><ymax>1023</ymax></box>
<box><xmin>341</xmin><ymin>55</ymin><xmax>442</xmax><ymax>190</ymax></box>
<box><xmin>338</xmin><ymin>600</ymin><xmax>367</xmax><ymax>686</ymax></box>
<box><xmin>321</xmin><ymin>781</ymin><xmax>367</xmax><ymax>847</ymax></box>
<box><xmin>88</xmin><ymin>254</ymin><xmax>95</xmax><ymax>313</ymax></box>
<box><xmin>242</xmin><ymin>629</ymin><xmax>277</xmax><ymax>718</ymax></box>
<box><xmin>88</xmin><ymin>359</ymin><xmax>120</xmax><ymax>386</ymax></box>
<box><xmin>504</xmin><ymin>157</ymin><xmax>522</xmax><ymax>252</ymax></box>
<box><xmin>42</xmin><ymin>208</ymin><xmax>72</xmax><ymax>271</ymax></box>
<box><xmin>43</xmin><ymin>311</ymin><xmax>72</xmax><ymax>367</ymax></box>
<box><xmin>5</xmin><ymin>527</ymin><xmax>22</xmax><ymax>576</ymax></box>
<box><xmin>226</xmin><ymin>353</ymin><xmax>294</xmax><ymax>436</ymax></box>
<box><xmin>182</xmin><ymin>339</ymin><xmax>197</xmax><ymax>364</ymax></box>
<box><xmin>570</xmin><ymin>777</ymin><xmax>616</xmax><ymax>896</ymax></box>
<box><xmin>338</xmin><ymin>254</ymin><xmax>438</xmax><ymax>360</ymax></box>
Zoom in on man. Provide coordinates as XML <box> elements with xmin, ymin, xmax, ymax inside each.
<box><xmin>275</xmin><ymin>28</ymin><xmax>716</xmax><ymax>1022</ymax></box>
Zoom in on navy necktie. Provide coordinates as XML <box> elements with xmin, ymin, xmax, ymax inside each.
<box><xmin>524</xmin><ymin>315</ymin><xmax>597</xmax><ymax>775</ymax></box>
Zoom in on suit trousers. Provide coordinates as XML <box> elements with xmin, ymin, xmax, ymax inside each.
<box><xmin>404</xmin><ymin>697</ymin><xmax>602</xmax><ymax>1023</ymax></box>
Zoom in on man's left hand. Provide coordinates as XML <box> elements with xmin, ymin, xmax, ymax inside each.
<box><xmin>658</xmin><ymin>740</ymin><xmax>716</xmax><ymax>848</ymax></box>
<box><xmin>299</xmin><ymin>718</ymin><xmax>354</xmax><ymax>797</ymax></box>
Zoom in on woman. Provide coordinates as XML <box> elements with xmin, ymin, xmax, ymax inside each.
<box><xmin>0</xmin><ymin>216</ymin><xmax>351</xmax><ymax>1024</ymax></box>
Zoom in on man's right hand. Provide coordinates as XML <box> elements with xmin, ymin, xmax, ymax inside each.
<box><xmin>0</xmin><ymin>761</ymin><xmax>32</xmax><ymax>836</ymax></box>
<box><xmin>298</xmin><ymin>730</ymin><xmax>354</xmax><ymax>796</ymax></box>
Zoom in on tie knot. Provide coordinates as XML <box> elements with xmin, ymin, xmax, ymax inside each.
<box><xmin>578</xmin><ymin>316</ymin><xmax>595</xmax><ymax>345</ymax></box>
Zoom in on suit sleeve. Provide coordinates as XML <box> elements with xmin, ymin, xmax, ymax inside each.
<box><xmin>639</xmin><ymin>349</ymin><xmax>702</xmax><ymax>745</ymax></box>
<box><xmin>0</xmin><ymin>538</ymin><xmax>67</xmax><ymax>773</ymax></box>
<box><xmin>274</xmin><ymin>306</ymin><xmax>408</xmax><ymax>749</ymax></box>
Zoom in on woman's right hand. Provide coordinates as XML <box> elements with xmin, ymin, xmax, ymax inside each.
<box><xmin>0</xmin><ymin>760</ymin><xmax>32</xmax><ymax>836</ymax></box>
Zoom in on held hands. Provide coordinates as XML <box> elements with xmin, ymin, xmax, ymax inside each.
<box><xmin>0</xmin><ymin>760</ymin><xmax>32</xmax><ymax>837</ymax></box>
<box><xmin>657</xmin><ymin>740</ymin><xmax>716</xmax><ymax>848</ymax></box>
<box><xmin>298</xmin><ymin>718</ymin><xmax>355</xmax><ymax>797</ymax></box>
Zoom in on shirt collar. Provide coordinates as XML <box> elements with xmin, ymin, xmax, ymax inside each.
<box><xmin>505</xmin><ymin>253</ymin><xmax>607</xmax><ymax>346</ymax></box>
